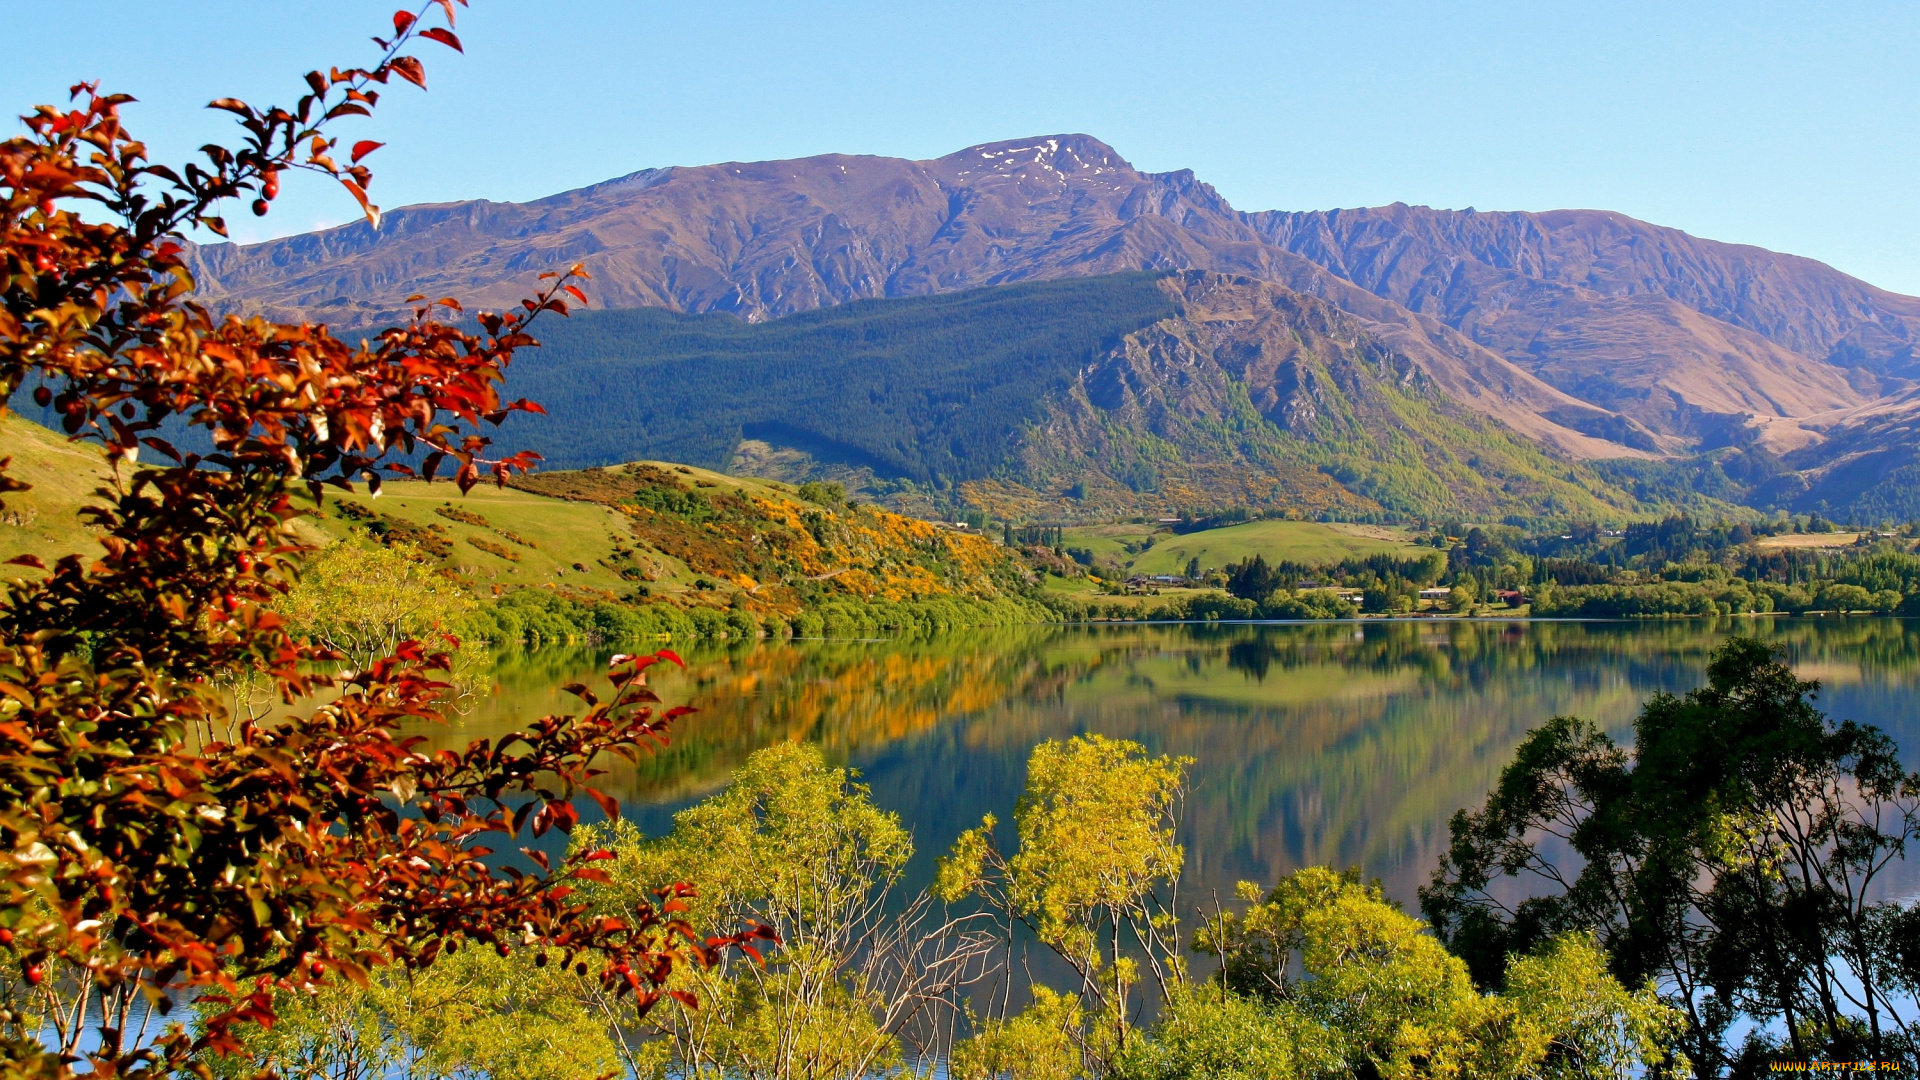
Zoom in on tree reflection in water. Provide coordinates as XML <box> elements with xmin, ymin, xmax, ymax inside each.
<box><xmin>423</xmin><ymin>617</ymin><xmax>1920</xmax><ymax>907</ymax></box>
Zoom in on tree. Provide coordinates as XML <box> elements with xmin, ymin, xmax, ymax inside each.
<box><xmin>0</xmin><ymin>7</ymin><xmax>760</xmax><ymax>1075</ymax></box>
<box><xmin>278</xmin><ymin>536</ymin><xmax>475</xmax><ymax>673</ymax></box>
<box><xmin>573</xmin><ymin>743</ymin><xmax>993</xmax><ymax>1080</ymax></box>
<box><xmin>200</xmin><ymin>946</ymin><xmax>622</xmax><ymax>1080</ymax></box>
<box><xmin>275</xmin><ymin>536</ymin><xmax>491</xmax><ymax>715</ymax></box>
<box><xmin>1224</xmin><ymin>556</ymin><xmax>1277</xmax><ymax>602</ymax></box>
<box><xmin>1421</xmin><ymin>636</ymin><xmax>1920</xmax><ymax>1074</ymax></box>
<box><xmin>938</xmin><ymin>735</ymin><xmax>1192</xmax><ymax>1075</ymax></box>
<box><xmin>1176</xmin><ymin>867</ymin><xmax>1678</xmax><ymax>1080</ymax></box>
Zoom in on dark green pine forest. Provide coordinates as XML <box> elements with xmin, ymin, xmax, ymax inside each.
<box><xmin>503</xmin><ymin>273</ymin><xmax>1179</xmax><ymax>482</ymax></box>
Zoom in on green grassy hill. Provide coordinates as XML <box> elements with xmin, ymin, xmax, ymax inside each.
<box><xmin>1060</xmin><ymin>519</ymin><xmax>1426</xmax><ymax>578</ymax></box>
<box><xmin>1129</xmin><ymin>521</ymin><xmax>1426</xmax><ymax>575</ymax></box>
<box><xmin>0</xmin><ymin>411</ymin><xmax>1042</xmax><ymax>638</ymax></box>
<box><xmin>0</xmin><ymin>411</ymin><xmax>114</xmax><ymax>566</ymax></box>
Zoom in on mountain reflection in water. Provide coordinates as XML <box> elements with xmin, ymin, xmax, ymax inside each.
<box><xmin>423</xmin><ymin>618</ymin><xmax>1920</xmax><ymax>906</ymax></box>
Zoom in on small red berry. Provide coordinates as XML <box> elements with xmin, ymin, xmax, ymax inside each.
<box><xmin>251</xmin><ymin>199</ymin><xmax>269</xmax><ymax>217</ymax></box>
<box><xmin>236</xmin><ymin>553</ymin><xmax>255</xmax><ymax>574</ymax></box>
<box><xmin>495</xmin><ymin>943</ymin><xmax>510</xmax><ymax>958</ymax></box>
<box><xmin>0</xmin><ymin>929</ymin><xmax>14</xmax><ymax>946</ymax></box>
<box><xmin>24</xmin><ymin>965</ymin><xmax>42</xmax><ymax>986</ymax></box>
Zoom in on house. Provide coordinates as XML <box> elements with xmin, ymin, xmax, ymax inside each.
<box><xmin>1495</xmin><ymin>589</ymin><xmax>1526</xmax><ymax>606</ymax></box>
<box><xmin>1418</xmin><ymin>587</ymin><xmax>1452</xmax><ymax>600</ymax></box>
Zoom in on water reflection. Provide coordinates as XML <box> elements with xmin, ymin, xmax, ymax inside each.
<box><xmin>429</xmin><ymin>618</ymin><xmax>1920</xmax><ymax>907</ymax></box>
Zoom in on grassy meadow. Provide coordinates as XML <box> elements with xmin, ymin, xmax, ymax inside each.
<box><xmin>1063</xmin><ymin>518</ymin><xmax>1426</xmax><ymax>578</ymax></box>
<box><xmin>0</xmin><ymin>411</ymin><xmax>114</xmax><ymax>565</ymax></box>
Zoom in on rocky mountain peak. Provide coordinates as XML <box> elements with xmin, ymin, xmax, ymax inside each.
<box><xmin>936</xmin><ymin>134</ymin><xmax>1132</xmax><ymax>180</ymax></box>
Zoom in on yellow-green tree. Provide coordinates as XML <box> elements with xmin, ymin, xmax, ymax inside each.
<box><xmin>938</xmin><ymin>734</ymin><xmax>1193</xmax><ymax>1073</ymax></box>
<box><xmin>575</xmin><ymin>742</ymin><xmax>994</xmax><ymax>1079</ymax></box>
<box><xmin>274</xmin><ymin>534</ymin><xmax>490</xmax><ymax>714</ymax></box>
<box><xmin>279</xmin><ymin>535</ymin><xmax>476</xmax><ymax>671</ymax></box>
<box><xmin>200</xmin><ymin>947</ymin><xmax>622</xmax><ymax>1080</ymax></box>
<box><xmin>1172</xmin><ymin>867</ymin><xmax>1682</xmax><ymax>1080</ymax></box>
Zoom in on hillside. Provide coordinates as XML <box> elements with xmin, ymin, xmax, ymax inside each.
<box><xmin>179</xmin><ymin>132</ymin><xmax>1920</xmax><ymax>520</ymax></box>
<box><xmin>1062</xmin><ymin>520</ymin><xmax>1427</xmax><ymax>578</ymax></box>
<box><xmin>501</xmin><ymin>273</ymin><xmax>1178</xmax><ymax>479</ymax></box>
<box><xmin>0</xmin><ymin>412</ymin><xmax>1041</xmax><ymax>635</ymax></box>
<box><xmin>0</xmin><ymin>411</ymin><xmax>118</xmax><ymax>566</ymax></box>
<box><xmin>507</xmin><ymin>272</ymin><xmax>1673</xmax><ymax>523</ymax></box>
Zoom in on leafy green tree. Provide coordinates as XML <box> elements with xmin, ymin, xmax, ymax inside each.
<box><xmin>950</xmin><ymin>985</ymin><xmax>1086</xmax><ymax>1080</ymax></box>
<box><xmin>275</xmin><ymin>535</ymin><xmax>491</xmax><ymax>714</ymax></box>
<box><xmin>1224</xmin><ymin>555</ymin><xmax>1279</xmax><ymax>602</ymax></box>
<box><xmin>939</xmin><ymin>735</ymin><xmax>1193</xmax><ymax>1073</ymax></box>
<box><xmin>201</xmin><ymin>946</ymin><xmax>620</xmax><ymax>1080</ymax></box>
<box><xmin>574</xmin><ymin>742</ymin><xmax>992</xmax><ymax>1080</ymax></box>
<box><xmin>1184</xmin><ymin>867</ymin><xmax>1678</xmax><ymax>1080</ymax></box>
<box><xmin>1422</xmin><ymin>636</ymin><xmax>1920</xmax><ymax>1073</ymax></box>
<box><xmin>278</xmin><ymin>536</ymin><xmax>476</xmax><ymax>672</ymax></box>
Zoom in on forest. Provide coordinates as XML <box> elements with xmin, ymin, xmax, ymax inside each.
<box><xmin>1036</xmin><ymin>511</ymin><xmax>1920</xmax><ymax>624</ymax></box>
<box><xmin>499</xmin><ymin>273</ymin><xmax>1179</xmax><ymax>481</ymax></box>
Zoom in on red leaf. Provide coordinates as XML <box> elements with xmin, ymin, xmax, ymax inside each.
<box><xmin>351</xmin><ymin>140</ymin><xmax>385</xmax><ymax>164</ymax></box>
<box><xmin>392</xmin><ymin>9</ymin><xmax>416</xmax><ymax>35</ymax></box>
<box><xmin>390</xmin><ymin>56</ymin><xmax>427</xmax><ymax>89</ymax></box>
<box><xmin>586</xmin><ymin>787</ymin><xmax>619</xmax><ymax>820</ymax></box>
<box><xmin>419</xmin><ymin>27</ymin><xmax>463</xmax><ymax>52</ymax></box>
<box><xmin>340</xmin><ymin>178</ymin><xmax>381</xmax><ymax>228</ymax></box>
<box><xmin>4</xmin><ymin>555</ymin><xmax>45</xmax><ymax>569</ymax></box>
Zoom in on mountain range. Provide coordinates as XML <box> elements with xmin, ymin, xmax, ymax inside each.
<box><xmin>180</xmin><ymin>134</ymin><xmax>1920</xmax><ymax>523</ymax></box>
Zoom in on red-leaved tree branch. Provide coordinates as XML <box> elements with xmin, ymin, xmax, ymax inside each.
<box><xmin>0</xmin><ymin>6</ymin><xmax>765</xmax><ymax>1077</ymax></box>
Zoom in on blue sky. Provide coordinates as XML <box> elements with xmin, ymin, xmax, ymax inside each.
<box><xmin>4</xmin><ymin>1</ymin><xmax>1917</xmax><ymax>290</ymax></box>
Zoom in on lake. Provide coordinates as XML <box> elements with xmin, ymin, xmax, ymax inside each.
<box><xmin>434</xmin><ymin>617</ymin><xmax>1920</xmax><ymax>908</ymax></box>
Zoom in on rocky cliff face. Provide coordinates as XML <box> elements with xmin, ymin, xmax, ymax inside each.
<box><xmin>185</xmin><ymin>134</ymin><xmax>1920</xmax><ymax>518</ymax></box>
<box><xmin>969</xmin><ymin>274</ymin><xmax>1642</xmax><ymax>523</ymax></box>
<box><xmin>184</xmin><ymin>135</ymin><xmax>1652</xmax><ymax>461</ymax></box>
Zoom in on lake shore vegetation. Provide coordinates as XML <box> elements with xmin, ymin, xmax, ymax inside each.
<box><xmin>205</xmin><ymin>639</ymin><xmax>1896</xmax><ymax>1079</ymax></box>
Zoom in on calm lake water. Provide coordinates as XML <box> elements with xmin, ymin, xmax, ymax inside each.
<box><xmin>433</xmin><ymin>618</ymin><xmax>1920</xmax><ymax>907</ymax></box>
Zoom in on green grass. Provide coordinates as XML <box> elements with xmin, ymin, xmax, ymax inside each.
<box><xmin>0</xmin><ymin>411</ymin><xmax>114</xmax><ymax>566</ymax></box>
<box><xmin>1040</xmin><ymin>572</ymin><xmax>1217</xmax><ymax>609</ymax></box>
<box><xmin>305</xmin><ymin>481</ymin><xmax>648</xmax><ymax>597</ymax></box>
<box><xmin>305</xmin><ymin>461</ymin><xmax>817</xmax><ymax>604</ymax></box>
<box><xmin>1125</xmin><ymin>520</ymin><xmax>1425</xmax><ymax>575</ymax></box>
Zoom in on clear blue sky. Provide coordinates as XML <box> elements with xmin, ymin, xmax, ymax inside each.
<box><xmin>4</xmin><ymin>1</ymin><xmax>1917</xmax><ymax>291</ymax></box>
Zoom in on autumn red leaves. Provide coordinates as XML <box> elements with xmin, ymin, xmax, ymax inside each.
<box><xmin>0</xmin><ymin>5</ymin><xmax>753</xmax><ymax>1076</ymax></box>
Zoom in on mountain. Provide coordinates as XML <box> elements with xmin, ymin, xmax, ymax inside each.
<box><xmin>182</xmin><ymin>134</ymin><xmax>1920</xmax><ymax>522</ymax></box>
<box><xmin>1250</xmin><ymin>207</ymin><xmax>1920</xmax><ymax>439</ymax></box>
<box><xmin>506</xmin><ymin>271</ymin><xmax>1661</xmax><ymax>523</ymax></box>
